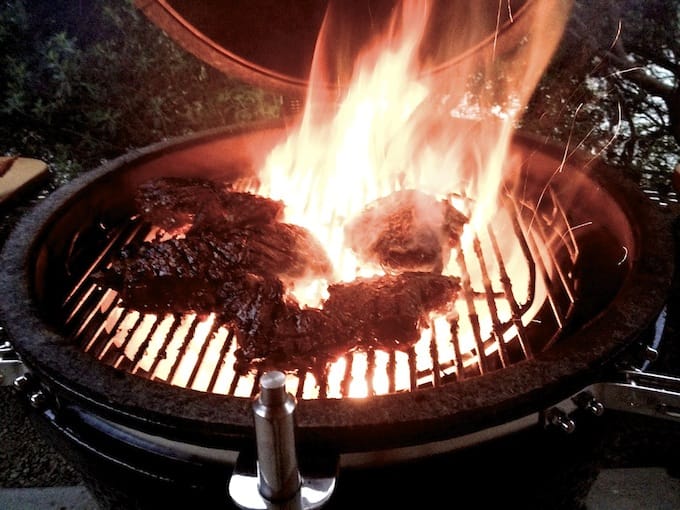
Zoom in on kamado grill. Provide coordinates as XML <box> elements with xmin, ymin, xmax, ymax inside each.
<box><xmin>2</xmin><ymin>1</ymin><xmax>680</xmax><ymax>509</ymax></box>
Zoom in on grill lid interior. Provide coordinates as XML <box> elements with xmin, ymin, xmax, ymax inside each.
<box><xmin>134</xmin><ymin>0</ymin><xmax>532</xmax><ymax>94</ymax></box>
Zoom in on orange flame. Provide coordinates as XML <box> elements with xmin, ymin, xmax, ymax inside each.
<box><xmin>259</xmin><ymin>0</ymin><xmax>570</xmax><ymax>275</ymax></box>
<box><xmin>94</xmin><ymin>0</ymin><xmax>573</xmax><ymax>400</ymax></box>
<box><xmin>253</xmin><ymin>0</ymin><xmax>572</xmax><ymax>396</ymax></box>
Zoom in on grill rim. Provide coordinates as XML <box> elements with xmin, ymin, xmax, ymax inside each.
<box><xmin>0</xmin><ymin>120</ymin><xmax>674</xmax><ymax>453</ymax></box>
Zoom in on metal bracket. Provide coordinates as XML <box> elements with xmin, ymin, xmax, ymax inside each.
<box><xmin>0</xmin><ymin>341</ymin><xmax>27</xmax><ymax>386</ymax></box>
<box><xmin>591</xmin><ymin>370</ymin><xmax>680</xmax><ymax>423</ymax></box>
<box><xmin>543</xmin><ymin>368</ymin><xmax>680</xmax><ymax>434</ymax></box>
<box><xmin>229</xmin><ymin>452</ymin><xmax>337</xmax><ymax>510</ymax></box>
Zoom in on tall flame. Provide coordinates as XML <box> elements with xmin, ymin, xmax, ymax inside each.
<box><xmin>86</xmin><ymin>1</ymin><xmax>577</xmax><ymax>400</ymax></box>
<box><xmin>258</xmin><ymin>0</ymin><xmax>571</xmax><ymax>299</ymax></box>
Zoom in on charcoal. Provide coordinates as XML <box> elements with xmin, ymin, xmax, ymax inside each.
<box><xmin>345</xmin><ymin>189</ymin><xmax>468</xmax><ymax>273</ymax></box>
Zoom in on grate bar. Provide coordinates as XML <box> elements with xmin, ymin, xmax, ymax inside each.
<box><xmin>62</xmin><ymin>182</ymin><xmax>581</xmax><ymax>400</ymax></box>
<box><xmin>456</xmin><ymin>247</ymin><xmax>489</xmax><ymax>375</ymax></box>
<box><xmin>429</xmin><ymin>324</ymin><xmax>442</xmax><ymax>387</ymax></box>
<box><xmin>63</xmin><ymin>220</ymin><xmax>143</xmax><ymax>307</ymax></box>
<box><xmin>165</xmin><ymin>314</ymin><xmax>200</xmax><ymax>384</ymax></box>
<box><xmin>472</xmin><ymin>235</ymin><xmax>511</xmax><ymax>368</ymax></box>
<box><xmin>487</xmin><ymin>224</ymin><xmax>533</xmax><ymax>359</ymax></box>
<box><xmin>99</xmin><ymin>311</ymin><xmax>143</xmax><ymax>367</ymax></box>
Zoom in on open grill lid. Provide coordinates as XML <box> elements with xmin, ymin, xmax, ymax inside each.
<box><xmin>133</xmin><ymin>0</ymin><xmax>533</xmax><ymax>95</ymax></box>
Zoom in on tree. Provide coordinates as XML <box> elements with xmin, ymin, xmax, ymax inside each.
<box><xmin>524</xmin><ymin>0</ymin><xmax>680</xmax><ymax>191</ymax></box>
<box><xmin>0</xmin><ymin>0</ymin><xmax>281</xmax><ymax>184</ymax></box>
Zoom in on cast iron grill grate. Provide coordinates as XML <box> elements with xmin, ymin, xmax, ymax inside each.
<box><xmin>60</xmin><ymin>182</ymin><xmax>578</xmax><ymax>399</ymax></box>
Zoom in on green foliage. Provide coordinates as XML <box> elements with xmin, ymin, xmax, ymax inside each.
<box><xmin>522</xmin><ymin>0</ymin><xmax>680</xmax><ymax>193</ymax></box>
<box><xmin>2</xmin><ymin>0</ymin><xmax>677</xmax><ymax>194</ymax></box>
<box><xmin>0</xmin><ymin>0</ymin><xmax>282</xmax><ymax>185</ymax></box>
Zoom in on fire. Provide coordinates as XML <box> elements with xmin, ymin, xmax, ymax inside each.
<box><xmin>88</xmin><ymin>0</ymin><xmax>574</xmax><ymax>400</ymax></box>
<box><xmin>258</xmin><ymin>2</ymin><xmax>433</xmax><ymax>288</ymax></box>
<box><xmin>253</xmin><ymin>0</ymin><xmax>572</xmax><ymax>396</ymax></box>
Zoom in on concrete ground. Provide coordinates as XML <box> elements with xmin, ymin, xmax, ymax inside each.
<box><xmin>0</xmin><ymin>468</ymin><xmax>678</xmax><ymax>509</ymax></box>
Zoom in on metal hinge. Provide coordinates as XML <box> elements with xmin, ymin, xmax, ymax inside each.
<box><xmin>591</xmin><ymin>370</ymin><xmax>680</xmax><ymax>422</ymax></box>
<box><xmin>545</xmin><ymin>369</ymin><xmax>680</xmax><ymax>434</ymax></box>
<box><xmin>0</xmin><ymin>341</ymin><xmax>27</xmax><ymax>387</ymax></box>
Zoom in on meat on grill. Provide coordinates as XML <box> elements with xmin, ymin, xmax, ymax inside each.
<box><xmin>95</xmin><ymin>234</ymin><xmax>227</xmax><ymax>314</ymax></box>
<box><xmin>324</xmin><ymin>272</ymin><xmax>460</xmax><ymax>349</ymax></box>
<box><xmin>96</xmin><ymin>222</ymin><xmax>333</xmax><ymax>313</ymax></box>
<box><xmin>218</xmin><ymin>273</ymin><xmax>346</xmax><ymax>370</ymax></box>
<box><xmin>344</xmin><ymin>189</ymin><xmax>468</xmax><ymax>273</ymax></box>
<box><xmin>98</xmin><ymin>177</ymin><xmax>462</xmax><ymax>371</ymax></box>
<box><xmin>135</xmin><ymin>177</ymin><xmax>284</xmax><ymax>234</ymax></box>
<box><xmin>234</xmin><ymin>222</ymin><xmax>333</xmax><ymax>284</ymax></box>
<box><xmin>230</xmin><ymin>272</ymin><xmax>461</xmax><ymax>370</ymax></box>
<box><xmin>100</xmin><ymin>241</ymin><xmax>460</xmax><ymax>369</ymax></box>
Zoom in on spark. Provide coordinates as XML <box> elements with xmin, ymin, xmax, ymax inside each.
<box><xmin>604</xmin><ymin>66</ymin><xmax>646</xmax><ymax>79</ymax></box>
<box><xmin>566</xmin><ymin>221</ymin><xmax>594</xmax><ymax>235</ymax></box>
<box><xmin>528</xmin><ymin>102</ymin><xmax>586</xmax><ymax>233</ymax></box>
<box><xmin>492</xmin><ymin>0</ymin><xmax>515</xmax><ymax>60</ymax></box>
<box><xmin>557</xmin><ymin>221</ymin><xmax>594</xmax><ymax>248</ymax></box>
<box><xmin>493</xmin><ymin>0</ymin><xmax>504</xmax><ymax>60</ymax></box>
<box><xmin>609</xmin><ymin>20</ymin><xmax>623</xmax><ymax>51</ymax></box>
<box><xmin>581</xmin><ymin>101</ymin><xmax>623</xmax><ymax>165</ymax></box>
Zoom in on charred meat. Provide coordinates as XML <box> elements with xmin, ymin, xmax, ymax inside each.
<box><xmin>97</xmin><ymin>176</ymin><xmax>332</xmax><ymax>314</ymax></box>
<box><xmin>324</xmin><ymin>272</ymin><xmax>460</xmax><ymax>349</ymax></box>
<box><xmin>227</xmin><ymin>291</ymin><xmax>347</xmax><ymax>370</ymax></box>
<box><xmin>230</xmin><ymin>272</ymin><xmax>460</xmax><ymax>369</ymax></box>
<box><xmin>96</xmin><ymin>223</ymin><xmax>332</xmax><ymax>313</ymax></box>
<box><xmin>94</xmin><ymin>233</ymin><xmax>239</xmax><ymax>314</ymax></box>
<box><xmin>99</xmin><ymin>178</ymin><xmax>462</xmax><ymax>372</ymax></box>
<box><xmin>135</xmin><ymin>177</ymin><xmax>284</xmax><ymax>234</ymax></box>
<box><xmin>229</xmin><ymin>222</ymin><xmax>333</xmax><ymax>284</ymax></box>
<box><xmin>345</xmin><ymin>189</ymin><xmax>468</xmax><ymax>273</ymax></box>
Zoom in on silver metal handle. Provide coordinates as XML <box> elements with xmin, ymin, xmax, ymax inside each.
<box><xmin>252</xmin><ymin>371</ymin><xmax>301</xmax><ymax>502</ymax></box>
<box><xmin>592</xmin><ymin>370</ymin><xmax>680</xmax><ymax>423</ymax></box>
<box><xmin>0</xmin><ymin>341</ymin><xmax>27</xmax><ymax>386</ymax></box>
<box><xmin>229</xmin><ymin>371</ymin><xmax>337</xmax><ymax>510</ymax></box>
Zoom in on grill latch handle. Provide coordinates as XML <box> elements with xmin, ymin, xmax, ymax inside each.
<box><xmin>229</xmin><ymin>371</ymin><xmax>337</xmax><ymax>510</ymax></box>
<box><xmin>0</xmin><ymin>341</ymin><xmax>27</xmax><ymax>387</ymax></box>
<box><xmin>593</xmin><ymin>370</ymin><xmax>680</xmax><ymax>423</ymax></box>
